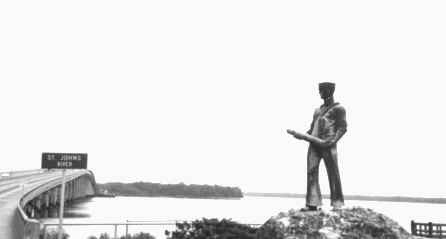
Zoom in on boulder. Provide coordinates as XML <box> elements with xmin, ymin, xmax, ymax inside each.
<box><xmin>258</xmin><ymin>207</ymin><xmax>425</xmax><ymax>239</ymax></box>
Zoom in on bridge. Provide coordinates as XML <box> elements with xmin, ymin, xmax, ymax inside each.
<box><xmin>0</xmin><ymin>169</ymin><xmax>97</xmax><ymax>239</ymax></box>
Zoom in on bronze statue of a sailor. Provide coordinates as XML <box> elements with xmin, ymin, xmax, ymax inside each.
<box><xmin>287</xmin><ymin>82</ymin><xmax>347</xmax><ymax>211</ymax></box>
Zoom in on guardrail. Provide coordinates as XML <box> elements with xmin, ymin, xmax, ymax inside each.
<box><xmin>17</xmin><ymin>197</ymin><xmax>41</xmax><ymax>239</ymax></box>
<box><xmin>411</xmin><ymin>220</ymin><xmax>446</xmax><ymax>238</ymax></box>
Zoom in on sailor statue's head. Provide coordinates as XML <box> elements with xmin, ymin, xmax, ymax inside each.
<box><xmin>319</xmin><ymin>82</ymin><xmax>335</xmax><ymax>99</ymax></box>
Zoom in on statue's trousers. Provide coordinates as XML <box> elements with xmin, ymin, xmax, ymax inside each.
<box><xmin>306</xmin><ymin>144</ymin><xmax>344</xmax><ymax>207</ymax></box>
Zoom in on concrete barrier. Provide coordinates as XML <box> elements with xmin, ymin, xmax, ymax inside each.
<box><xmin>17</xmin><ymin>198</ymin><xmax>41</xmax><ymax>239</ymax></box>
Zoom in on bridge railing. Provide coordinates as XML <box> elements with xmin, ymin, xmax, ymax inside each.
<box><xmin>412</xmin><ymin>220</ymin><xmax>446</xmax><ymax>238</ymax></box>
<box><xmin>19</xmin><ymin>170</ymin><xmax>93</xmax><ymax>208</ymax></box>
<box><xmin>16</xmin><ymin>197</ymin><xmax>41</xmax><ymax>239</ymax></box>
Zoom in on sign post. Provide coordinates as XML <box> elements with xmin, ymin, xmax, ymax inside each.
<box><xmin>41</xmin><ymin>152</ymin><xmax>88</xmax><ymax>239</ymax></box>
<box><xmin>58</xmin><ymin>169</ymin><xmax>66</xmax><ymax>239</ymax></box>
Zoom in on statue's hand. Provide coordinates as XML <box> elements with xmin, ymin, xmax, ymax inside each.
<box><xmin>286</xmin><ymin>129</ymin><xmax>296</xmax><ymax>136</ymax></box>
<box><xmin>287</xmin><ymin>129</ymin><xmax>304</xmax><ymax>140</ymax></box>
<box><xmin>321</xmin><ymin>139</ymin><xmax>336</xmax><ymax>147</ymax></box>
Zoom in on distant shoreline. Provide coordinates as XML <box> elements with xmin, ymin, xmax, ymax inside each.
<box><xmin>97</xmin><ymin>182</ymin><xmax>243</xmax><ymax>199</ymax></box>
<box><xmin>106</xmin><ymin>195</ymin><xmax>243</xmax><ymax>200</ymax></box>
<box><xmin>244</xmin><ymin>192</ymin><xmax>446</xmax><ymax>204</ymax></box>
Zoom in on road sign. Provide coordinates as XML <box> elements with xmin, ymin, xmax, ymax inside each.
<box><xmin>41</xmin><ymin>153</ymin><xmax>88</xmax><ymax>169</ymax></box>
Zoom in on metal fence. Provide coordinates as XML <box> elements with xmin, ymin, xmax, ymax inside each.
<box><xmin>412</xmin><ymin>220</ymin><xmax>446</xmax><ymax>238</ymax></box>
<box><xmin>42</xmin><ymin>221</ymin><xmax>263</xmax><ymax>239</ymax></box>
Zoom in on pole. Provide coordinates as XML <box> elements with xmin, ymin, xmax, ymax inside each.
<box><xmin>58</xmin><ymin>169</ymin><xmax>66</xmax><ymax>239</ymax></box>
<box><xmin>429</xmin><ymin>222</ymin><xmax>433</xmax><ymax>236</ymax></box>
<box><xmin>43</xmin><ymin>225</ymin><xmax>48</xmax><ymax>239</ymax></box>
<box><xmin>125</xmin><ymin>220</ymin><xmax>129</xmax><ymax>238</ymax></box>
<box><xmin>114</xmin><ymin>224</ymin><xmax>118</xmax><ymax>239</ymax></box>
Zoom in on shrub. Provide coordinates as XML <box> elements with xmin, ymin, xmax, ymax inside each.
<box><xmin>88</xmin><ymin>232</ymin><xmax>155</xmax><ymax>239</ymax></box>
<box><xmin>119</xmin><ymin>232</ymin><xmax>156</xmax><ymax>239</ymax></box>
<box><xmin>40</xmin><ymin>229</ymin><xmax>69</xmax><ymax>239</ymax></box>
<box><xmin>165</xmin><ymin>218</ymin><xmax>259</xmax><ymax>239</ymax></box>
<box><xmin>98</xmin><ymin>233</ymin><xmax>111</xmax><ymax>239</ymax></box>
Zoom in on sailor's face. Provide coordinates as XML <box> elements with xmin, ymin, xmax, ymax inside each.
<box><xmin>319</xmin><ymin>88</ymin><xmax>332</xmax><ymax>99</ymax></box>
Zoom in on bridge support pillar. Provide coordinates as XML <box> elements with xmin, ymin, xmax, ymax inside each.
<box><xmin>42</xmin><ymin>192</ymin><xmax>50</xmax><ymax>218</ymax></box>
<box><xmin>70</xmin><ymin>181</ymin><xmax>74</xmax><ymax>201</ymax></box>
<box><xmin>24</xmin><ymin>204</ymin><xmax>33</xmax><ymax>218</ymax></box>
<box><xmin>48</xmin><ymin>188</ymin><xmax>59</xmax><ymax>218</ymax></box>
<box><xmin>31</xmin><ymin>196</ymin><xmax>42</xmax><ymax>219</ymax></box>
<box><xmin>64</xmin><ymin>181</ymin><xmax>69</xmax><ymax>204</ymax></box>
<box><xmin>75</xmin><ymin>179</ymin><xmax>80</xmax><ymax>198</ymax></box>
<box><xmin>65</xmin><ymin>181</ymin><xmax>70</xmax><ymax>203</ymax></box>
<box><xmin>54</xmin><ymin>185</ymin><xmax>63</xmax><ymax>217</ymax></box>
<box><xmin>68</xmin><ymin>180</ymin><xmax>73</xmax><ymax>202</ymax></box>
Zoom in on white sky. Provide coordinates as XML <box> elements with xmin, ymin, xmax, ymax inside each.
<box><xmin>1</xmin><ymin>0</ymin><xmax>446</xmax><ymax>197</ymax></box>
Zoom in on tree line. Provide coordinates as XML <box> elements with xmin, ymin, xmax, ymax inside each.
<box><xmin>97</xmin><ymin>182</ymin><xmax>243</xmax><ymax>198</ymax></box>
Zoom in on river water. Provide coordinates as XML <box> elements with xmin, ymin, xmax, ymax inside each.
<box><xmin>41</xmin><ymin>196</ymin><xmax>446</xmax><ymax>239</ymax></box>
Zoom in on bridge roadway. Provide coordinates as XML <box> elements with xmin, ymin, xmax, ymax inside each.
<box><xmin>0</xmin><ymin>169</ymin><xmax>95</xmax><ymax>239</ymax></box>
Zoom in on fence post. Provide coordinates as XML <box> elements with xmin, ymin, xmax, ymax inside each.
<box><xmin>125</xmin><ymin>220</ymin><xmax>129</xmax><ymax>238</ymax></box>
<box><xmin>411</xmin><ymin>221</ymin><xmax>415</xmax><ymax>235</ymax></box>
<box><xmin>43</xmin><ymin>225</ymin><xmax>48</xmax><ymax>239</ymax></box>
<box><xmin>429</xmin><ymin>222</ymin><xmax>433</xmax><ymax>237</ymax></box>
<box><xmin>114</xmin><ymin>224</ymin><xmax>118</xmax><ymax>239</ymax></box>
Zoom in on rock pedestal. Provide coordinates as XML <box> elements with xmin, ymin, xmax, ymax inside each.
<box><xmin>258</xmin><ymin>207</ymin><xmax>424</xmax><ymax>239</ymax></box>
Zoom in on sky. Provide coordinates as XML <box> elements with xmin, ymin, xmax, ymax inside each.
<box><xmin>1</xmin><ymin>0</ymin><xmax>446</xmax><ymax>198</ymax></box>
